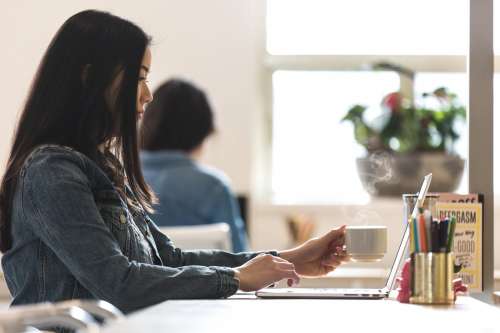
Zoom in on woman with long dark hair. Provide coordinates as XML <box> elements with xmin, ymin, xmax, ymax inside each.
<box><xmin>0</xmin><ymin>10</ymin><xmax>348</xmax><ymax>314</ymax></box>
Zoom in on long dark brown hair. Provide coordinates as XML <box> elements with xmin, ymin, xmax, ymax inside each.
<box><xmin>0</xmin><ymin>10</ymin><xmax>155</xmax><ymax>252</ymax></box>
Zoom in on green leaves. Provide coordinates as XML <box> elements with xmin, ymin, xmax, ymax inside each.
<box><xmin>341</xmin><ymin>88</ymin><xmax>466</xmax><ymax>154</ymax></box>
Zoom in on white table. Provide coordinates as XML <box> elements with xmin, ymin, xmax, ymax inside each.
<box><xmin>102</xmin><ymin>293</ymin><xmax>500</xmax><ymax>333</ymax></box>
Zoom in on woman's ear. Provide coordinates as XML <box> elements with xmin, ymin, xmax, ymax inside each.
<box><xmin>81</xmin><ymin>64</ymin><xmax>92</xmax><ymax>85</ymax></box>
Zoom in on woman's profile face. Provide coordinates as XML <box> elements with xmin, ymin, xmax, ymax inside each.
<box><xmin>137</xmin><ymin>47</ymin><xmax>153</xmax><ymax>119</ymax></box>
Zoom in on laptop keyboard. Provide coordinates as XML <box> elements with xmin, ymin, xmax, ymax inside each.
<box><xmin>327</xmin><ymin>288</ymin><xmax>382</xmax><ymax>294</ymax></box>
<box><xmin>287</xmin><ymin>288</ymin><xmax>384</xmax><ymax>294</ymax></box>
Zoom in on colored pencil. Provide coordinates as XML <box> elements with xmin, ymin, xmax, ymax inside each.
<box><xmin>439</xmin><ymin>218</ymin><xmax>449</xmax><ymax>252</ymax></box>
<box><xmin>424</xmin><ymin>210</ymin><xmax>432</xmax><ymax>251</ymax></box>
<box><xmin>413</xmin><ymin>216</ymin><xmax>420</xmax><ymax>253</ymax></box>
<box><xmin>418</xmin><ymin>212</ymin><xmax>428</xmax><ymax>252</ymax></box>
<box><xmin>431</xmin><ymin>219</ymin><xmax>439</xmax><ymax>252</ymax></box>
<box><xmin>446</xmin><ymin>216</ymin><xmax>457</xmax><ymax>252</ymax></box>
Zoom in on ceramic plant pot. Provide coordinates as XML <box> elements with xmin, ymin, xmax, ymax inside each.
<box><xmin>356</xmin><ymin>152</ymin><xmax>465</xmax><ymax>196</ymax></box>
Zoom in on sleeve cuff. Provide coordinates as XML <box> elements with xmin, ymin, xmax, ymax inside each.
<box><xmin>211</xmin><ymin>266</ymin><xmax>240</xmax><ymax>298</ymax></box>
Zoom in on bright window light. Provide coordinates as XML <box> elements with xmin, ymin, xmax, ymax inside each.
<box><xmin>267</xmin><ymin>0</ymin><xmax>469</xmax><ymax>55</ymax></box>
<box><xmin>271</xmin><ymin>70</ymin><xmax>399</xmax><ymax>204</ymax></box>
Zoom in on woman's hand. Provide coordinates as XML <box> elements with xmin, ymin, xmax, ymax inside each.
<box><xmin>279</xmin><ymin>225</ymin><xmax>349</xmax><ymax>277</ymax></box>
<box><xmin>234</xmin><ymin>254</ymin><xmax>300</xmax><ymax>291</ymax></box>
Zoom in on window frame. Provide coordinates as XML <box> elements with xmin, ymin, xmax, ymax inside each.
<box><xmin>263</xmin><ymin>54</ymin><xmax>500</xmax><ymax>204</ymax></box>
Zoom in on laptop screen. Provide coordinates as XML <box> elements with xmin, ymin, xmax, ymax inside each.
<box><xmin>384</xmin><ymin>173</ymin><xmax>432</xmax><ymax>291</ymax></box>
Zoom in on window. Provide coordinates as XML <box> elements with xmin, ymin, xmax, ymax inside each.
<box><xmin>267</xmin><ymin>0</ymin><xmax>499</xmax><ymax>204</ymax></box>
<box><xmin>272</xmin><ymin>71</ymin><xmax>399</xmax><ymax>204</ymax></box>
<box><xmin>267</xmin><ymin>0</ymin><xmax>469</xmax><ymax>55</ymax></box>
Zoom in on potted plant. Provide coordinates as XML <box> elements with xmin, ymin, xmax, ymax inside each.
<box><xmin>342</xmin><ymin>87</ymin><xmax>466</xmax><ymax>196</ymax></box>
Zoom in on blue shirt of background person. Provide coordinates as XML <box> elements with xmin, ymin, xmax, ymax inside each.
<box><xmin>140</xmin><ymin>79</ymin><xmax>248</xmax><ymax>252</ymax></box>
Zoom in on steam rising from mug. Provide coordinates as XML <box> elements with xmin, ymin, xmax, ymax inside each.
<box><xmin>357</xmin><ymin>151</ymin><xmax>398</xmax><ymax>195</ymax></box>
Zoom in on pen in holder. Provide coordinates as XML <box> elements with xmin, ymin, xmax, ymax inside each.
<box><xmin>406</xmin><ymin>201</ymin><xmax>457</xmax><ymax>305</ymax></box>
<box><xmin>410</xmin><ymin>252</ymin><xmax>454</xmax><ymax>304</ymax></box>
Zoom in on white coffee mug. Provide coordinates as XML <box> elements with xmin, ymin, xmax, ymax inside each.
<box><xmin>345</xmin><ymin>226</ymin><xmax>387</xmax><ymax>262</ymax></box>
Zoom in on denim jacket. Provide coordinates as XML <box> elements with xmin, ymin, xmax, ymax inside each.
<box><xmin>1</xmin><ymin>145</ymin><xmax>269</xmax><ymax>314</ymax></box>
<box><xmin>141</xmin><ymin>150</ymin><xmax>248</xmax><ymax>252</ymax></box>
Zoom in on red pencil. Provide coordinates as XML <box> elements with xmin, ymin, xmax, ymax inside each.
<box><xmin>418</xmin><ymin>213</ymin><xmax>428</xmax><ymax>252</ymax></box>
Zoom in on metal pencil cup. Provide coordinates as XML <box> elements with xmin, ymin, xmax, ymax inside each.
<box><xmin>410</xmin><ymin>252</ymin><xmax>454</xmax><ymax>305</ymax></box>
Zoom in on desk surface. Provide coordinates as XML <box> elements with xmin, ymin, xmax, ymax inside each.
<box><xmin>103</xmin><ymin>294</ymin><xmax>500</xmax><ymax>333</ymax></box>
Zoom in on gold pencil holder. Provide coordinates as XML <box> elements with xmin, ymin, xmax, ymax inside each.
<box><xmin>410</xmin><ymin>252</ymin><xmax>454</xmax><ymax>305</ymax></box>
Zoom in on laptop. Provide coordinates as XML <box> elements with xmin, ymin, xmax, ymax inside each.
<box><xmin>255</xmin><ymin>173</ymin><xmax>433</xmax><ymax>299</ymax></box>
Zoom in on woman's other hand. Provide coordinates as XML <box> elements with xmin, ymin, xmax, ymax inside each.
<box><xmin>279</xmin><ymin>225</ymin><xmax>349</xmax><ymax>277</ymax></box>
<box><xmin>234</xmin><ymin>254</ymin><xmax>300</xmax><ymax>291</ymax></box>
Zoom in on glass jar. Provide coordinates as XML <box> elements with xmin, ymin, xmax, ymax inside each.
<box><xmin>402</xmin><ymin>193</ymin><xmax>439</xmax><ymax>225</ymax></box>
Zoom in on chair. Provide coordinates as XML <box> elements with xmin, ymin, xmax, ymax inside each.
<box><xmin>0</xmin><ymin>300</ymin><xmax>123</xmax><ymax>333</ymax></box>
<box><xmin>159</xmin><ymin>223</ymin><xmax>232</xmax><ymax>251</ymax></box>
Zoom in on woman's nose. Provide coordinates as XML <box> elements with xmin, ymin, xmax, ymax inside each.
<box><xmin>144</xmin><ymin>86</ymin><xmax>153</xmax><ymax>104</ymax></box>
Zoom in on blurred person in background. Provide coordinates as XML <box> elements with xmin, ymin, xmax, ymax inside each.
<box><xmin>140</xmin><ymin>79</ymin><xmax>248</xmax><ymax>252</ymax></box>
